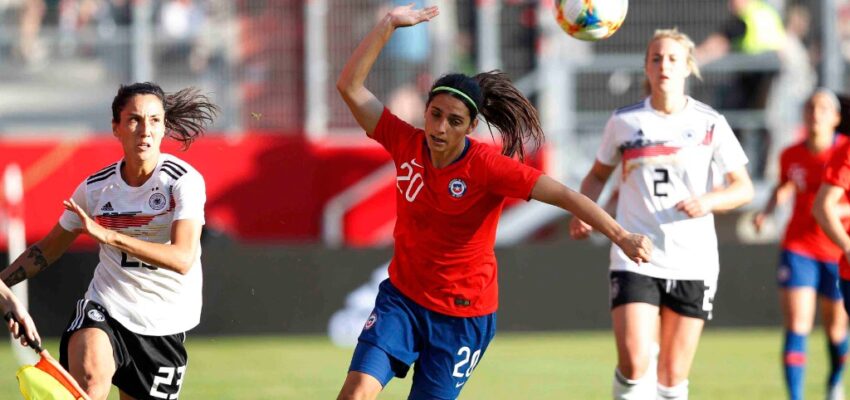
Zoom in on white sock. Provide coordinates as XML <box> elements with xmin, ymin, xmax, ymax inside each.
<box><xmin>656</xmin><ymin>380</ymin><xmax>689</xmax><ymax>400</ymax></box>
<box><xmin>613</xmin><ymin>368</ymin><xmax>656</xmax><ymax>400</ymax></box>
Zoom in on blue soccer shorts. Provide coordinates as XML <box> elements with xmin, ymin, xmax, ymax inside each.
<box><xmin>778</xmin><ymin>250</ymin><xmax>842</xmax><ymax>300</ymax></box>
<box><xmin>348</xmin><ymin>279</ymin><xmax>496</xmax><ymax>400</ymax></box>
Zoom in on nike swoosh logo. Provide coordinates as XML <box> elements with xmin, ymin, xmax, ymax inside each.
<box><xmin>456</xmin><ymin>381</ymin><xmax>465</xmax><ymax>388</ymax></box>
<box><xmin>411</xmin><ymin>158</ymin><xmax>423</xmax><ymax>168</ymax></box>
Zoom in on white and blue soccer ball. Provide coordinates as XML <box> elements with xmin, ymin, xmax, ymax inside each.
<box><xmin>554</xmin><ymin>0</ymin><xmax>629</xmax><ymax>41</ymax></box>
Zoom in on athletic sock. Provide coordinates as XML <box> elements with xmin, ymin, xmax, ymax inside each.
<box><xmin>657</xmin><ymin>380</ymin><xmax>689</xmax><ymax>400</ymax></box>
<box><xmin>827</xmin><ymin>336</ymin><xmax>848</xmax><ymax>394</ymax></box>
<box><xmin>612</xmin><ymin>368</ymin><xmax>655</xmax><ymax>400</ymax></box>
<box><xmin>783</xmin><ymin>331</ymin><xmax>807</xmax><ymax>400</ymax></box>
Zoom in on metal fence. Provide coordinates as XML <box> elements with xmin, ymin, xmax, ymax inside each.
<box><xmin>0</xmin><ymin>0</ymin><xmax>848</xmax><ymax>178</ymax></box>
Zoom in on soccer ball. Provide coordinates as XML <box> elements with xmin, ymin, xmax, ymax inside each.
<box><xmin>554</xmin><ymin>0</ymin><xmax>629</xmax><ymax>41</ymax></box>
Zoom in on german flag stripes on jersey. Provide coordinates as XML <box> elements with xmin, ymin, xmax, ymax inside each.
<box><xmin>59</xmin><ymin>154</ymin><xmax>205</xmax><ymax>336</ymax></box>
<box><xmin>597</xmin><ymin>97</ymin><xmax>748</xmax><ymax>281</ymax></box>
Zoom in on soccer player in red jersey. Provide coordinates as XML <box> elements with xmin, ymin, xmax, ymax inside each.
<box><xmin>334</xmin><ymin>5</ymin><xmax>652</xmax><ymax>400</ymax></box>
<box><xmin>755</xmin><ymin>89</ymin><xmax>847</xmax><ymax>400</ymax></box>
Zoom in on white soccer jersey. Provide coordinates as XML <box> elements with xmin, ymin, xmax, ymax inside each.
<box><xmin>596</xmin><ymin>97</ymin><xmax>748</xmax><ymax>280</ymax></box>
<box><xmin>59</xmin><ymin>154</ymin><xmax>205</xmax><ymax>336</ymax></box>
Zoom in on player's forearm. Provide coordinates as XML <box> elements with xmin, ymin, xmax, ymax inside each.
<box><xmin>561</xmin><ymin>185</ymin><xmax>628</xmax><ymax>243</ymax></box>
<box><xmin>578</xmin><ymin>171</ymin><xmax>607</xmax><ymax>203</ymax></box>
<box><xmin>817</xmin><ymin>211</ymin><xmax>850</xmax><ymax>252</ymax></box>
<box><xmin>1</xmin><ymin>245</ymin><xmax>51</xmax><ymax>287</ymax></box>
<box><xmin>105</xmin><ymin>231</ymin><xmax>197</xmax><ymax>275</ymax></box>
<box><xmin>336</xmin><ymin>14</ymin><xmax>394</xmax><ymax>98</ymax></box>
<box><xmin>814</xmin><ymin>202</ymin><xmax>850</xmax><ymax>252</ymax></box>
<box><xmin>704</xmin><ymin>175</ymin><xmax>754</xmax><ymax>213</ymax></box>
<box><xmin>759</xmin><ymin>183</ymin><xmax>790</xmax><ymax>215</ymax></box>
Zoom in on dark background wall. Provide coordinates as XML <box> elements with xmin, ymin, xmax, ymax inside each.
<box><xmin>8</xmin><ymin>239</ymin><xmax>782</xmax><ymax>338</ymax></box>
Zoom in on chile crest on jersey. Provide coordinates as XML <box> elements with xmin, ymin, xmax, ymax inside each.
<box><xmin>448</xmin><ymin>178</ymin><xmax>468</xmax><ymax>198</ymax></box>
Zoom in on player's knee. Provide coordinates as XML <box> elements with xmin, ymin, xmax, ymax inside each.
<box><xmin>337</xmin><ymin>387</ymin><xmax>378</xmax><ymax>400</ymax></box>
<box><xmin>77</xmin><ymin>375</ymin><xmax>111</xmax><ymax>400</ymax></box>
<box><xmin>337</xmin><ymin>373</ymin><xmax>381</xmax><ymax>400</ymax></box>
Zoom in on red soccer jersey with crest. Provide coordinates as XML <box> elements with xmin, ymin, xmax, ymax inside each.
<box><xmin>822</xmin><ymin>137</ymin><xmax>850</xmax><ymax>278</ymax></box>
<box><xmin>781</xmin><ymin>137</ymin><xmax>848</xmax><ymax>262</ymax></box>
<box><xmin>372</xmin><ymin>108</ymin><xmax>543</xmax><ymax>317</ymax></box>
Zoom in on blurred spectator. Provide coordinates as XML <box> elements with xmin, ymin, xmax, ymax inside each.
<box><xmin>763</xmin><ymin>4</ymin><xmax>817</xmax><ymax>181</ymax></box>
<box><xmin>57</xmin><ymin>0</ymin><xmax>103</xmax><ymax>57</ymax></box>
<box><xmin>157</xmin><ymin>0</ymin><xmax>204</xmax><ymax>71</ymax></box>
<box><xmin>696</xmin><ymin>0</ymin><xmax>786</xmax><ymax>179</ymax></box>
<box><xmin>376</xmin><ymin>0</ymin><xmax>430</xmax><ymax>95</ymax></box>
<box><xmin>840</xmin><ymin>0</ymin><xmax>850</xmax><ymax>70</ymax></box>
<box><xmin>696</xmin><ymin>0</ymin><xmax>786</xmax><ymax>109</ymax></box>
<box><xmin>16</xmin><ymin>0</ymin><xmax>47</xmax><ymax>67</ymax></box>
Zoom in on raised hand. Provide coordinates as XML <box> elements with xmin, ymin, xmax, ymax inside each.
<box><xmin>388</xmin><ymin>4</ymin><xmax>439</xmax><ymax>28</ymax></box>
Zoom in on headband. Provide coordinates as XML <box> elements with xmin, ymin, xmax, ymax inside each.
<box><xmin>431</xmin><ymin>86</ymin><xmax>479</xmax><ymax>114</ymax></box>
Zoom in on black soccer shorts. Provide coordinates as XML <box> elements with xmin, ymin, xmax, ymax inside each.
<box><xmin>609</xmin><ymin>270</ymin><xmax>717</xmax><ymax>320</ymax></box>
<box><xmin>59</xmin><ymin>299</ymin><xmax>188</xmax><ymax>400</ymax></box>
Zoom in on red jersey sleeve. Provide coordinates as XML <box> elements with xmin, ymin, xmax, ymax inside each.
<box><xmin>371</xmin><ymin>108</ymin><xmax>421</xmax><ymax>161</ymax></box>
<box><xmin>482</xmin><ymin>150</ymin><xmax>543</xmax><ymax>200</ymax></box>
<box><xmin>824</xmin><ymin>139</ymin><xmax>850</xmax><ymax>189</ymax></box>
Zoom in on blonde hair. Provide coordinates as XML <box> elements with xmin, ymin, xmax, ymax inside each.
<box><xmin>646</xmin><ymin>28</ymin><xmax>702</xmax><ymax>81</ymax></box>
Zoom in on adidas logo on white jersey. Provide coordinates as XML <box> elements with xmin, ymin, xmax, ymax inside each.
<box><xmin>101</xmin><ymin>202</ymin><xmax>114</xmax><ymax>212</ymax></box>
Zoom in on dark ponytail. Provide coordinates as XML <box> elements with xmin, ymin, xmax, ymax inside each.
<box><xmin>111</xmin><ymin>82</ymin><xmax>219</xmax><ymax>150</ymax></box>
<box><xmin>427</xmin><ymin>71</ymin><xmax>543</xmax><ymax>162</ymax></box>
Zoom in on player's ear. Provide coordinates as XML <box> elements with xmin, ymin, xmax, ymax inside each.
<box><xmin>467</xmin><ymin>117</ymin><xmax>478</xmax><ymax>134</ymax></box>
<box><xmin>111</xmin><ymin>121</ymin><xmax>119</xmax><ymax>138</ymax></box>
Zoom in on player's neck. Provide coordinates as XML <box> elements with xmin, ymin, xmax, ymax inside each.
<box><xmin>121</xmin><ymin>157</ymin><xmax>158</xmax><ymax>187</ymax></box>
<box><xmin>806</xmin><ymin>131</ymin><xmax>833</xmax><ymax>153</ymax></box>
<box><xmin>649</xmin><ymin>92</ymin><xmax>687</xmax><ymax>115</ymax></box>
<box><xmin>430</xmin><ymin>143</ymin><xmax>465</xmax><ymax>169</ymax></box>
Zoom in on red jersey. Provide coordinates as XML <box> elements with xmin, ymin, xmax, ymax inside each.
<box><xmin>822</xmin><ymin>137</ymin><xmax>850</xmax><ymax>278</ymax></box>
<box><xmin>781</xmin><ymin>137</ymin><xmax>848</xmax><ymax>262</ymax></box>
<box><xmin>373</xmin><ymin>109</ymin><xmax>543</xmax><ymax>317</ymax></box>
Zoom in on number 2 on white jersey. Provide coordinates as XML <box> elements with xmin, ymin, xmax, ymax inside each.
<box><xmin>396</xmin><ymin>161</ymin><xmax>424</xmax><ymax>202</ymax></box>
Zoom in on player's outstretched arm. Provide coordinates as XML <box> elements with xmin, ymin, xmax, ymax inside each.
<box><xmin>336</xmin><ymin>4</ymin><xmax>438</xmax><ymax>137</ymax></box>
<box><xmin>63</xmin><ymin>198</ymin><xmax>202</xmax><ymax>275</ymax></box>
<box><xmin>532</xmin><ymin>175</ymin><xmax>652</xmax><ymax>263</ymax></box>
<box><xmin>752</xmin><ymin>181</ymin><xmax>794</xmax><ymax>233</ymax></box>
<box><xmin>568</xmin><ymin>161</ymin><xmax>616</xmax><ymax>240</ymax></box>
<box><xmin>0</xmin><ymin>223</ymin><xmax>78</xmax><ymax>288</ymax></box>
<box><xmin>0</xmin><ymin>284</ymin><xmax>40</xmax><ymax>347</ymax></box>
<box><xmin>676</xmin><ymin>167</ymin><xmax>754</xmax><ymax>218</ymax></box>
<box><xmin>814</xmin><ymin>183</ymin><xmax>850</xmax><ymax>259</ymax></box>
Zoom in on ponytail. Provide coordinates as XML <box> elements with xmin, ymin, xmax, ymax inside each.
<box><xmin>112</xmin><ymin>82</ymin><xmax>219</xmax><ymax>150</ymax></box>
<box><xmin>428</xmin><ymin>71</ymin><xmax>543</xmax><ymax>162</ymax></box>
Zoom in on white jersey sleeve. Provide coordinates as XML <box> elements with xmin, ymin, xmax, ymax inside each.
<box><xmin>596</xmin><ymin>114</ymin><xmax>625</xmax><ymax>166</ymax></box>
<box><xmin>711</xmin><ymin>116</ymin><xmax>749</xmax><ymax>174</ymax></box>
<box><xmin>58</xmin><ymin>181</ymin><xmax>88</xmax><ymax>232</ymax></box>
<box><xmin>172</xmin><ymin>168</ymin><xmax>206</xmax><ymax>223</ymax></box>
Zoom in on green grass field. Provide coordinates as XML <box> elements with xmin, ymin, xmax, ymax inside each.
<box><xmin>0</xmin><ymin>328</ymin><xmax>841</xmax><ymax>399</ymax></box>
